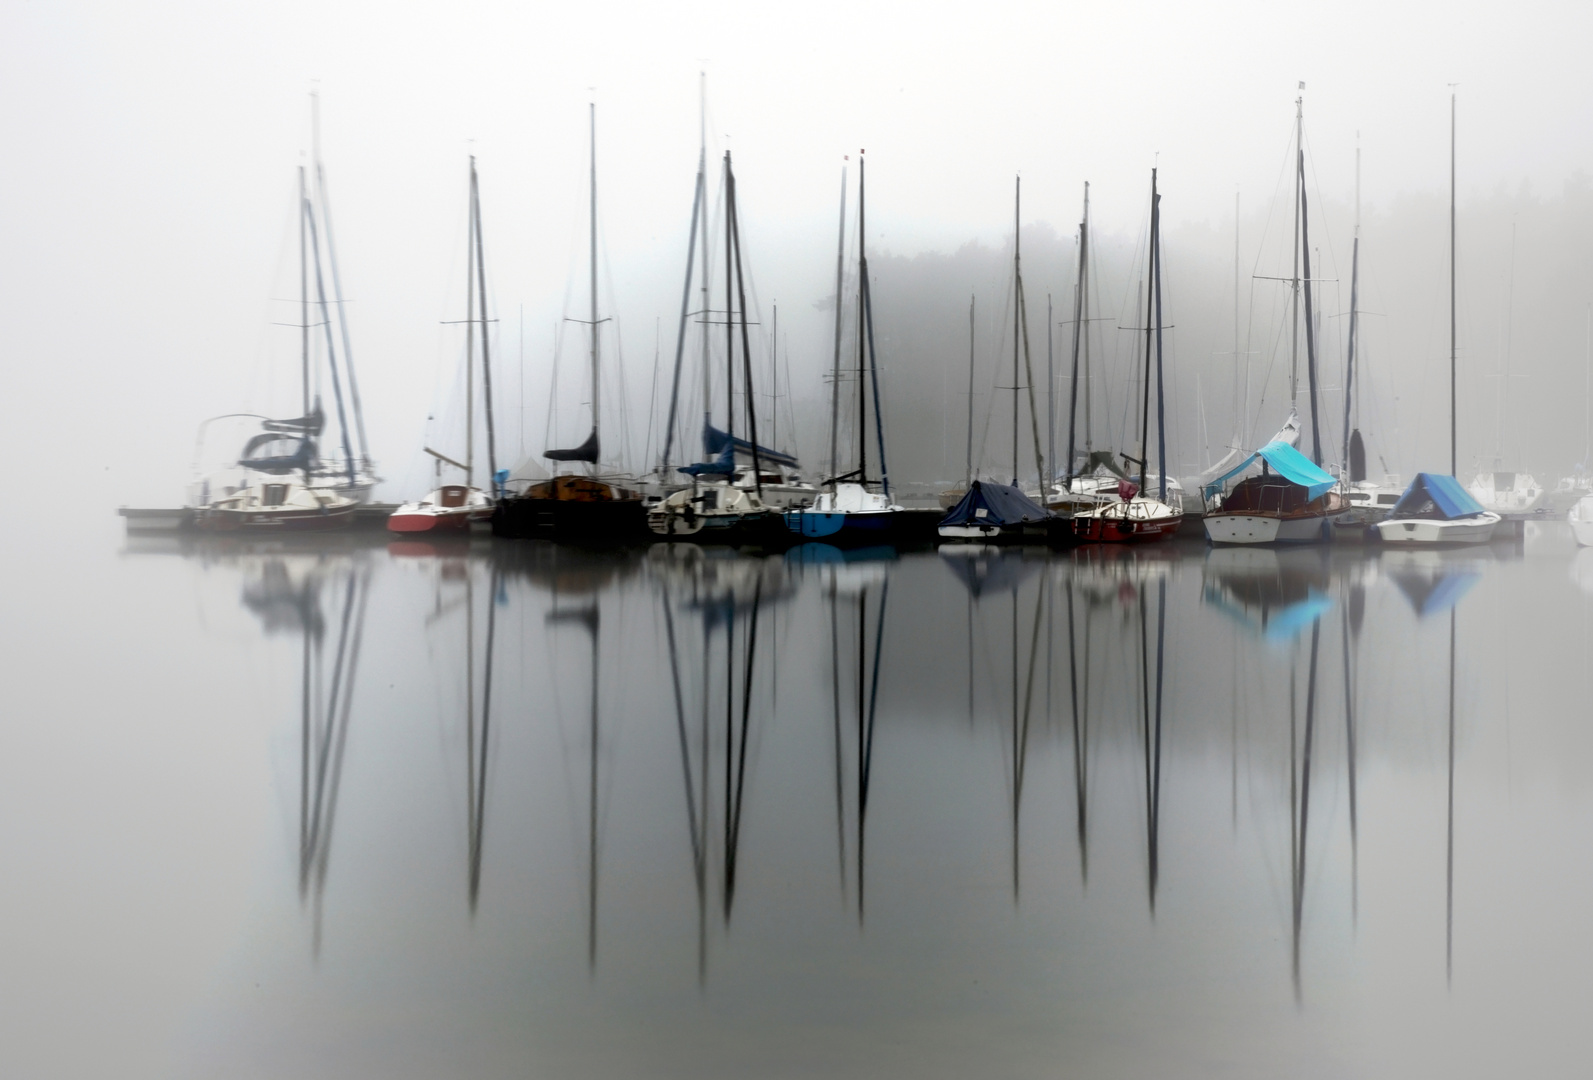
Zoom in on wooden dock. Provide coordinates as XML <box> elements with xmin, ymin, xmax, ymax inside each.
<box><xmin>119</xmin><ymin>504</ymin><xmax>403</xmax><ymax>532</ymax></box>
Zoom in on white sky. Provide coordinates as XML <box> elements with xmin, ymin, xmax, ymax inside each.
<box><xmin>3</xmin><ymin>0</ymin><xmax>1590</xmax><ymax>505</ymax></box>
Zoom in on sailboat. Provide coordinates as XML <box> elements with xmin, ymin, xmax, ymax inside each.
<box><xmin>784</xmin><ymin>151</ymin><xmax>905</xmax><ymax>543</ymax></box>
<box><xmin>648</xmin><ymin>147</ymin><xmax>785</xmax><ymax>543</ymax></box>
<box><xmin>494</xmin><ymin>105</ymin><xmax>646</xmax><ymax>543</ymax></box>
<box><xmin>1204</xmin><ymin>89</ymin><xmax>1342</xmax><ymax>545</ymax></box>
<box><xmin>1377</xmin><ymin>91</ymin><xmax>1500</xmax><ymax>546</ymax></box>
<box><xmin>1330</xmin><ymin>143</ymin><xmax>1404</xmax><ymax>540</ymax></box>
<box><xmin>1072</xmin><ymin>169</ymin><xmax>1182</xmax><ymax>543</ymax></box>
<box><xmin>194</xmin><ymin>99</ymin><xmax>371</xmax><ymax>528</ymax></box>
<box><xmin>389</xmin><ymin>158</ymin><xmax>497</xmax><ymax>533</ymax></box>
<box><xmin>1467</xmin><ymin>223</ymin><xmax>1543</xmax><ymax>514</ymax></box>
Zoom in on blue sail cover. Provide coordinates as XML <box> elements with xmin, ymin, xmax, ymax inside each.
<box><xmin>1389</xmin><ymin>472</ymin><xmax>1487</xmax><ymax>519</ymax></box>
<box><xmin>704</xmin><ymin>424</ymin><xmax>799</xmax><ymax>469</ymax></box>
<box><xmin>1201</xmin><ymin>440</ymin><xmax>1335</xmax><ymax>500</ymax></box>
<box><xmin>677</xmin><ymin>441</ymin><xmax>736</xmax><ymax>477</ymax></box>
<box><xmin>938</xmin><ymin>481</ymin><xmax>1052</xmax><ymax>528</ymax></box>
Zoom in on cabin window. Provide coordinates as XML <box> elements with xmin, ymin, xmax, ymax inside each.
<box><xmin>262</xmin><ymin>484</ymin><xmax>288</xmax><ymax>507</ymax></box>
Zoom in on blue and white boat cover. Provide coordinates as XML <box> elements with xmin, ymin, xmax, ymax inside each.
<box><xmin>1201</xmin><ymin>440</ymin><xmax>1335</xmax><ymax>500</ymax></box>
<box><xmin>1387</xmin><ymin>472</ymin><xmax>1488</xmax><ymax>519</ymax></box>
<box><xmin>938</xmin><ymin>481</ymin><xmax>1051</xmax><ymax>529</ymax></box>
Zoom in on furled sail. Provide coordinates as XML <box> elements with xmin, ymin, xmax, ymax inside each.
<box><xmin>261</xmin><ymin>405</ymin><xmax>325</xmax><ymax>436</ymax></box>
<box><xmin>703</xmin><ymin>424</ymin><xmax>799</xmax><ymax>469</ymax></box>
<box><xmin>545</xmin><ymin>428</ymin><xmax>599</xmax><ymax>463</ymax></box>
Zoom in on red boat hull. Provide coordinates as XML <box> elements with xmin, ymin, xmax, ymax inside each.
<box><xmin>387</xmin><ymin>509</ymin><xmax>482</xmax><ymax>533</ymax></box>
<box><xmin>1072</xmin><ymin>514</ymin><xmax>1182</xmax><ymax>544</ymax></box>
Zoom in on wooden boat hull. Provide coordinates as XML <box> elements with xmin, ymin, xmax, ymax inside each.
<box><xmin>493</xmin><ymin>496</ymin><xmax>646</xmax><ymax>543</ymax></box>
<box><xmin>1375</xmin><ymin>513</ymin><xmax>1501</xmax><ymax>546</ymax></box>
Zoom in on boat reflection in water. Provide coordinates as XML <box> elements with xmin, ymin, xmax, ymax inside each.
<box><xmin>123</xmin><ymin>528</ymin><xmax>1593</xmax><ymax>1077</ymax></box>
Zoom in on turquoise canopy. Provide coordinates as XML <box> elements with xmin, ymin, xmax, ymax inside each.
<box><xmin>1201</xmin><ymin>440</ymin><xmax>1336</xmax><ymax>500</ymax></box>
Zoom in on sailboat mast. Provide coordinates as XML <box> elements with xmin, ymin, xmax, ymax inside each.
<box><xmin>856</xmin><ymin>153</ymin><xmax>867</xmax><ymax>482</ymax></box>
<box><xmin>659</xmin><ymin>129</ymin><xmax>705</xmax><ymax>478</ymax></box>
<box><xmin>1138</xmin><ymin>170</ymin><xmax>1155</xmax><ymax>493</ymax></box>
<box><xmin>1343</xmin><ymin>142</ymin><xmax>1360</xmax><ymax>471</ymax></box>
<box><xmin>1235</xmin><ymin>188</ymin><xmax>1243</xmax><ymax>446</ymax></box>
<box><xmin>827</xmin><ymin>162</ymin><xmax>848</xmax><ymax>484</ymax></box>
<box><xmin>1153</xmin><ymin>175</ymin><xmax>1167</xmax><ymax>501</ymax></box>
<box><xmin>1013</xmin><ymin>176</ymin><xmax>1021</xmax><ymax>482</ymax></box>
<box><xmin>299</xmin><ymin>166</ymin><xmax>309</xmax><ymax>420</ymax></box>
<box><xmin>770</xmin><ymin>304</ymin><xmax>777</xmax><ymax>451</ymax></box>
<box><xmin>1450</xmin><ymin>89</ymin><xmax>1458</xmax><ymax>476</ymax></box>
<box><xmin>1291</xmin><ymin>90</ymin><xmax>1303</xmax><ymax>407</ymax></box>
<box><xmin>966</xmin><ymin>296</ymin><xmax>975</xmax><ymax>485</ymax></box>
<box><xmin>1047</xmin><ymin>293</ymin><xmax>1055</xmax><ymax>488</ymax></box>
<box><xmin>700</xmin><ymin>85</ymin><xmax>711</xmax><ymax>457</ymax></box>
<box><xmin>724</xmin><ymin>152</ymin><xmax>736</xmax><ymax>449</ymax></box>
<box><xmin>474</xmin><ymin>161</ymin><xmax>498</xmax><ymax>492</ymax></box>
<box><xmin>466</xmin><ymin>158</ymin><xmax>476</xmax><ymax>487</ymax></box>
<box><xmin>727</xmin><ymin>160</ymin><xmax>764</xmax><ymax>496</ymax></box>
<box><xmin>588</xmin><ymin>103</ymin><xmax>600</xmax><ymax>470</ymax></box>
<box><xmin>1065</xmin><ymin>183</ymin><xmax>1087</xmax><ymax>481</ymax></box>
<box><xmin>1300</xmin><ymin>137</ymin><xmax>1323</xmax><ymax>466</ymax></box>
<box><xmin>311</xmin><ymin>91</ymin><xmax>370</xmax><ymax>469</ymax></box>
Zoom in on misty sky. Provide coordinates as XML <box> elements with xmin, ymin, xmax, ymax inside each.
<box><xmin>4</xmin><ymin>0</ymin><xmax>1591</xmax><ymax>508</ymax></box>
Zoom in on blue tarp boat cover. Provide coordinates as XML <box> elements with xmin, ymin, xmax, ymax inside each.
<box><xmin>1201</xmin><ymin>440</ymin><xmax>1336</xmax><ymax>500</ymax></box>
<box><xmin>704</xmin><ymin>424</ymin><xmax>799</xmax><ymax>469</ymax></box>
<box><xmin>1388</xmin><ymin>472</ymin><xmax>1487</xmax><ymax>519</ymax></box>
<box><xmin>938</xmin><ymin>480</ymin><xmax>1051</xmax><ymax>528</ymax></box>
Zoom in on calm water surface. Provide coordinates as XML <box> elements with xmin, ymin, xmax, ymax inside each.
<box><xmin>5</xmin><ymin>523</ymin><xmax>1593</xmax><ymax>1078</ymax></box>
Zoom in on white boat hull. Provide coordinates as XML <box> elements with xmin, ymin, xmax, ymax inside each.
<box><xmin>1569</xmin><ymin>496</ymin><xmax>1593</xmax><ymax>547</ymax></box>
<box><xmin>1375</xmin><ymin>512</ymin><xmax>1501</xmax><ymax>546</ymax></box>
<box><xmin>1204</xmin><ymin>512</ymin><xmax>1328</xmax><ymax>545</ymax></box>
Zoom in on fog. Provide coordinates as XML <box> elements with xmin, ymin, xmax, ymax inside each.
<box><xmin>4</xmin><ymin>0</ymin><xmax>1592</xmax><ymax>512</ymax></box>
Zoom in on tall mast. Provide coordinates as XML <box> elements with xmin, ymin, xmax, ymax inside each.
<box><xmin>1234</xmin><ymin>188</ymin><xmax>1242</xmax><ymax>444</ymax></box>
<box><xmin>1138</xmin><ymin>170</ymin><xmax>1156</xmax><ymax>493</ymax></box>
<box><xmin>466</xmin><ymin>158</ymin><xmax>476</xmax><ymax>487</ymax></box>
<box><xmin>1065</xmin><ymin>183</ymin><xmax>1088</xmax><ymax>481</ymax></box>
<box><xmin>311</xmin><ymin>91</ymin><xmax>370</xmax><ymax>468</ymax></box>
<box><xmin>700</xmin><ymin>79</ymin><xmax>711</xmax><ymax>454</ymax></box>
<box><xmin>299</xmin><ymin>165</ymin><xmax>309</xmax><ymax>419</ymax></box>
<box><xmin>724</xmin><ymin>152</ymin><xmax>735</xmax><ymax>448</ymax></box>
<box><xmin>1450</xmin><ymin>88</ymin><xmax>1458</xmax><ymax>476</ymax></box>
<box><xmin>588</xmin><ymin>103</ymin><xmax>600</xmax><ymax>468</ymax></box>
<box><xmin>727</xmin><ymin>158</ymin><xmax>764</xmax><ymax>496</ymax></box>
<box><xmin>827</xmin><ymin>161</ymin><xmax>848</xmax><ymax>484</ymax></box>
<box><xmin>659</xmin><ymin>75</ymin><xmax>708</xmax><ymax>478</ymax></box>
<box><xmin>1153</xmin><ymin>173</ymin><xmax>1167</xmax><ymax>500</ymax></box>
<box><xmin>304</xmin><ymin>197</ymin><xmax>356</xmax><ymax>488</ymax></box>
<box><xmin>1047</xmin><ymin>292</ymin><xmax>1055</xmax><ymax>488</ymax></box>
<box><xmin>1343</xmin><ymin>140</ymin><xmax>1361</xmax><ymax>473</ymax></box>
<box><xmin>770</xmin><ymin>304</ymin><xmax>778</xmax><ymax>450</ymax></box>
<box><xmin>1291</xmin><ymin>89</ymin><xmax>1303</xmax><ymax>407</ymax></box>
<box><xmin>966</xmin><ymin>296</ymin><xmax>975</xmax><ymax>486</ymax></box>
<box><xmin>474</xmin><ymin>159</ymin><xmax>498</xmax><ymax>492</ymax></box>
<box><xmin>1012</xmin><ymin>176</ymin><xmax>1021</xmax><ymax>482</ymax></box>
<box><xmin>856</xmin><ymin>152</ymin><xmax>867</xmax><ymax>482</ymax></box>
<box><xmin>855</xmin><ymin>151</ymin><xmax>890</xmax><ymax>499</ymax></box>
<box><xmin>1300</xmin><ymin>124</ymin><xmax>1323</xmax><ymax>465</ymax></box>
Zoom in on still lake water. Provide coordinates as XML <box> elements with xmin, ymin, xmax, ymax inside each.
<box><xmin>6</xmin><ymin>523</ymin><xmax>1593</xmax><ymax>1078</ymax></box>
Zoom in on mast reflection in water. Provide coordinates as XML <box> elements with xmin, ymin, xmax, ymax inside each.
<box><xmin>109</xmin><ymin>530</ymin><xmax>1593</xmax><ymax>1078</ymax></box>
